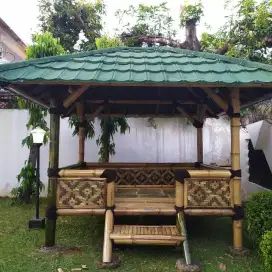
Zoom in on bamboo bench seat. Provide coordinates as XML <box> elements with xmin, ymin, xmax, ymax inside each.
<box><xmin>110</xmin><ymin>225</ymin><xmax>184</xmax><ymax>246</ymax></box>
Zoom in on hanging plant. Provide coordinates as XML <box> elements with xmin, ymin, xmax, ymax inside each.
<box><xmin>180</xmin><ymin>1</ymin><xmax>204</xmax><ymax>27</ymax></box>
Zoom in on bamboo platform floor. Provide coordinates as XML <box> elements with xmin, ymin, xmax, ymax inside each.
<box><xmin>115</xmin><ymin>187</ymin><xmax>176</xmax><ymax>215</ymax></box>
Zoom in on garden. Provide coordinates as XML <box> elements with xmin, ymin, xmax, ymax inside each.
<box><xmin>0</xmin><ymin>191</ymin><xmax>271</xmax><ymax>272</ymax></box>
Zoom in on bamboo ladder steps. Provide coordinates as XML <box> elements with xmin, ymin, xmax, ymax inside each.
<box><xmin>110</xmin><ymin>225</ymin><xmax>184</xmax><ymax>246</ymax></box>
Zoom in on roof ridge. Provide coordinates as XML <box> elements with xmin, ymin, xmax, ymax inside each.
<box><xmin>0</xmin><ymin>46</ymin><xmax>272</xmax><ymax>72</ymax></box>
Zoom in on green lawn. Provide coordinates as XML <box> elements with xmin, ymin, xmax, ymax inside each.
<box><xmin>0</xmin><ymin>199</ymin><xmax>265</xmax><ymax>272</ymax></box>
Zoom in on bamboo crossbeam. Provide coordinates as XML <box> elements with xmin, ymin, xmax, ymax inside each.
<box><xmin>184</xmin><ymin>209</ymin><xmax>234</xmax><ymax>216</ymax></box>
<box><xmin>57</xmin><ymin>209</ymin><xmax>105</xmax><ymax>216</ymax></box>
<box><xmin>187</xmin><ymin>170</ymin><xmax>231</xmax><ymax>178</ymax></box>
<box><xmin>56</xmin><ymin>208</ymin><xmax>234</xmax><ymax>216</ymax></box>
<box><xmin>86</xmin><ymin>105</ymin><xmax>104</xmax><ymax>121</ymax></box>
<box><xmin>115</xmin><ymin>198</ymin><xmax>174</xmax><ymax>203</ymax></box>
<box><xmin>86</xmin><ymin>100</ymin><xmax>196</xmax><ymax>105</ymax></box>
<box><xmin>63</xmin><ymin>86</ymin><xmax>89</xmax><ymax>108</ymax></box>
<box><xmin>113</xmin><ymin>239</ymin><xmax>180</xmax><ymax>246</ymax></box>
<box><xmin>202</xmin><ymin>87</ymin><xmax>228</xmax><ymax>112</ymax></box>
<box><xmin>176</xmin><ymin>106</ymin><xmax>194</xmax><ymax>122</ymax></box>
<box><xmin>110</xmin><ymin>233</ymin><xmax>184</xmax><ymax>241</ymax></box>
<box><xmin>86</xmin><ymin>162</ymin><xmax>195</xmax><ymax>168</ymax></box>
<box><xmin>58</xmin><ymin>169</ymin><xmax>104</xmax><ymax>177</ymax></box>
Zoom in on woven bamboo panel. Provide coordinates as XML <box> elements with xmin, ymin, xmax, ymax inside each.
<box><xmin>185</xmin><ymin>178</ymin><xmax>232</xmax><ymax>208</ymax></box>
<box><xmin>116</xmin><ymin>169</ymin><xmax>175</xmax><ymax>185</ymax></box>
<box><xmin>57</xmin><ymin>178</ymin><xmax>105</xmax><ymax>208</ymax></box>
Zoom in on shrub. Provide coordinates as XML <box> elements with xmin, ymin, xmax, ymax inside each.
<box><xmin>11</xmin><ymin>161</ymin><xmax>44</xmax><ymax>204</ymax></box>
<box><xmin>260</xmin><ymin>230</ymin><xmax>272</xmax><ymax>271</ymax></box>
<box><xmin>244</xmin><ymin>191</ymin><xmax>272</xmax><ymax>245</ymax></box>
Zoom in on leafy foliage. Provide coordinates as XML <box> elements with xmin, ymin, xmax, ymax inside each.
<box><xmin>180</xmin><ymin>1</ymin><xmax>204</xmax><ymax>27</ymax></box>
<box><xmin>11</xmin><ymin>161</ymin><xmax>44</xmax><ymax>204</ymax></box>
<box><xmin>244</xmin><ymin>191</ymin><xmax>272</xmax><ymax>245</ymax></box>
<box><xmin>260</xmin><ymin>230</ymin><xmax>272</xmax><ymax>271</ymax></box>
<box><xmin>116</xmin><ymin>2</ymin><xmax>177</xmax><ymax>46</ymax></box>
<box><xmin>201</xmin><ymin>0</ymin><xmax>272</xmax><ymax>63</ymax></box>
<box><xmin>38</xmin><ymin>0</ymin><xmax>105</xmax><ymax>52</ymax></box>
<box><xmin>68</xmin><ymin>116</ymin><xmax>95</xmax><ymax>139</ymax></box>
<box><xmin>95</xmin><ymin>36</ymin><xmax>123</xmax><ymax>49</ymax></box>
<box><xmin>26</xmin><ymin>32</ymin><xmax>65</xmax><ymax>58</ymax></box>
<box><xmin>96</xmin><ymin>117</ymin><xmax>130</xmax><ymax>162</ymax></box>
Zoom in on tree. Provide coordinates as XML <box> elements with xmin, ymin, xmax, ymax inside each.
<box><xmin>201</xmin><ymin>0</ymin><xmax>272</xmax><ymax>62</ymax></box>
<box><xmin>38</xmin><ymin>0</ymin><xmax>105</xmax><ymax>52</ymax></box>
<box><xmin>13</xmin><ymin>32</ymin><xmax>65</xmax><ymax>203</ymax></box>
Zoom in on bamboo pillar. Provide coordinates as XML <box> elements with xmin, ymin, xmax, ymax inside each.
<box><xmin>102</xmin><ymin>181</ymin><xmax>115</xmax><ymax>263</ymax></box>
<box><xmin>196</xmin><ymin>104</ymin><xmax>207</xmax><ymax>163</ymax></box>
<box><xmin>230</xmin><ymin>88</ymin><xmax>243</xmax><ymax>250</ymax></box>
<box><xmin>76</xmin><ymin>102</ymin><xmax>85</xmax><ymax>163</ymax></box>
<box><xmin>175</xmin><ymin>181</ymin><xmax>184</xmax><ymax>208</ymax></box>
<box><xmin>45</xmin><ymin>99</ymin><xmax>60</xmax><ymax>247</ymax></box>
<box><xmin>197</xmin><ymin>128</ymin><xmax>203</xmax><ymax>163</ymax></box>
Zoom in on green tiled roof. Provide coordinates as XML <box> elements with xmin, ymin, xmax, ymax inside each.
<box><xmin>1</xmin><ymin>47</ymin><xmax>272</xmax><ymax>85</ymax></box>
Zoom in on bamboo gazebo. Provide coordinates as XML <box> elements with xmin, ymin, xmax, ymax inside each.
<box><xmin>1</xmin><ymin>47</ymin><xmax>272</xmax><ymax>270</ymax></box>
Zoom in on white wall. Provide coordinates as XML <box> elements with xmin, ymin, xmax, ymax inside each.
<box><xmin>0</xmin><ymin>110</ymin><xmax>250</xmax><ymax>197</ymax></box>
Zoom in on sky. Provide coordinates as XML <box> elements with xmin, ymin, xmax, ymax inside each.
<box><xmin>0</xmin><ymin>0</ymin><xmax>231</xmax><ymax>45</ymax></box>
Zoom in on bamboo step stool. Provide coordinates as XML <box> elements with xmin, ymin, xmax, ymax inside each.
<box><xmin>102</xmin><ymin>178</ymin><xmax>193</xmax><ymax>268</ymax></box>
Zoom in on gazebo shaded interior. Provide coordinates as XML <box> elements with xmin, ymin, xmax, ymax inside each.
<box><xmin>1</xmin><ymin>47</ymin><xmax>272</xmax><ymax>268</ymax></box>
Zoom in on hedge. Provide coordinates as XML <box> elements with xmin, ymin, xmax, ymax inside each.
<box><xmin>244</xmin><ymin>191</ymin><xmax>272</xmax><ymax>245</ymax></box>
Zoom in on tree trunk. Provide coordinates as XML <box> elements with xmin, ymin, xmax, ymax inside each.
<box><xmin>185</xmin><ymin>19</ymin><xmax>201</xmax><ymax>51</ymax></box>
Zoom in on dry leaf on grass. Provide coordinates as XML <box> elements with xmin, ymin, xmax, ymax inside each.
<box><xmin>219</xmin><ymin>263</ymin><xmax>227</xmax><ymax>271</ymax></box>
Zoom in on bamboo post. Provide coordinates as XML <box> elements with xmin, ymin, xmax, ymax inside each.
<box><xmin>230</xmin><ymin>88</ymin><xmax>243</xmax><ymax>250</ymax></box>
<box><xmin>196</xmin><ymin>104</ymin><xmax>206</xmax><ymax>163</ymax></box>
<box><xmin>175</xmin><ymin>181</ymin><xmax>184</xmax><ymax>208</ymax></box>
<box><xmin>76</xmin><ymin>102</ymin><xmax>85</xmax><ymax>163</ymax></box>
<box><xmin>45</xmin><ymin>98</ymin><xmax>60</xmax><ymax>247</ymax></box>
<box><xmin>102</xmin><ymin>180</ymin><xmax>115</xmax><ymax>263</ymax></box>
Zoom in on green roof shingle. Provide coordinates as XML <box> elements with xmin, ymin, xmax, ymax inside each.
<box><xmin>1</xmin><ymin>47</ymin><xmax>272</xmax><ymax>85</ymax></box>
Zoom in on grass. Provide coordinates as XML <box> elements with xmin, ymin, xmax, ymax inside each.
<box><xmin>0</xmin><ymin>198</ymin><xmax>265</xmax><ymax>272</ymax></box>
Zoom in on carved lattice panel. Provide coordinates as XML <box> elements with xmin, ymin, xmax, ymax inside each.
<box><xmin>116</xmin><ymin>169</ymin><xmax>175</xmax><ymax>185</ymax></box>
<box><xmin>184</xmin><ymin>178</ymin><xmax>232</xmax><ymax>208</ymax></box>
<box><xmin>57</xmin><ymin>178</ymin><xmax>105</xmax><ymax>208</ymax></box>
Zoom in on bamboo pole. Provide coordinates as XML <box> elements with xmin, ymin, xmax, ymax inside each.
<box><xmin>175</xmin><ymin>181</ymin><xmax>184</xmax><ymax>208</ymax></box>
<box><xmin>45</xmin><ymin>98</ymin><xmax>60</xmax><ymax>247</ymax></box>
<box><xmin>197</xmin><ymin>128</ymin><xmax>203</xmax><ymax>162</ymax></box>
<box><xmin>113</xmin><ymin>239</ymin><xmax>180</xmax><ymax>246</ymax></box>
<box><xmin>76</xmin><ymin>102</ymin><xmax>85</xmax><ymax>163</ymax></box>
<box><xmin>58</xmin><ymin>169</ymin><xmax>104</xmax><ymax>177</ymax></box>
<box><xmin>202</xmin><ymin>87</ymin><xmax>228</xmax><ymax>112</ymax></box>
<box><xmin>107</xmin><ymin>182</ymin><xmax>115</xmax><ymax>207</ymax></box>
<box><xmin>102</xmin><ymin>180</ymin><xmax>115</xmax><ymax>263</ymax></box>
<box><xmin>102</xmin><ymin>210</ymin><xmax>114</xmax><ymax>263</ymax></box>
<box><xmin>230</xmin><ymin>88</ymin><xmax>243</xmax><ymax>250</ymax></box>
<box><xmin>187</xmin><ymin>170</ymin><xmax>231</xmax><ymax>178</ymax></box>
<box><xmin>63</xmin><ymin>86</ymin><xmax>89</xmax><ymax>108</ymax></box>
<box><xmin>110</xmin><ymin>233</ymin><xmax>185</xmax><ymax>241</ymax></box>
<box><xmin>85</xmin><ymin>162</ymin><xmax>195</xmax><ymax>168</ymax></box>
<box><xmin>196</xmin><ymin>104</ymin><xmax>207</xmax><ymax>163</ymax></box>
<box><xmin>184</xmin><ymin>209</ymin><xmax>234</xmax><ymax>216</ymax></box>
<box><xmin>57</xmin><ymin>209</ymin><xmax>105</xmax><ymax>216</ymax></box>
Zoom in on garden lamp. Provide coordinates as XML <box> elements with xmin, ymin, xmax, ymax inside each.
<box><xmin>28</xmin><ymin>127</ymin><xmax>46</xmax><ymax>229</ymax></box>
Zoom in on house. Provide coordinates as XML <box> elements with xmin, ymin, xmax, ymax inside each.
<box><xmin>0</xmin><ymin>17</ymin><xmax>26</xmax><ymax>108</ymax></box>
